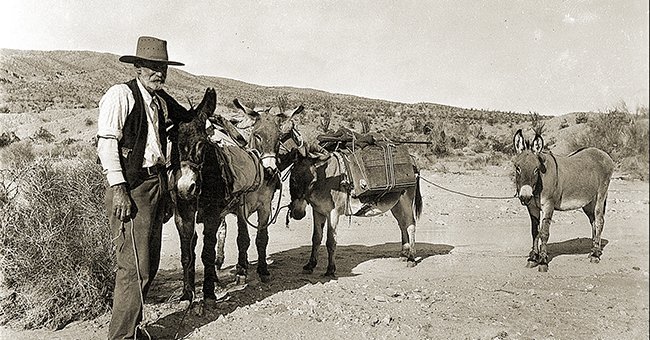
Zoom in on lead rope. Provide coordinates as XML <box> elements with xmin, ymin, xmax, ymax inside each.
<box><xmin>241</xmin><ymin>164</ymin><xmax>293</xmax><ymax>229</ymax></box>
<box><xmin>418</xmin><ymin>174</ymin><xmax>516</xmax><ymax>200</ymax></box>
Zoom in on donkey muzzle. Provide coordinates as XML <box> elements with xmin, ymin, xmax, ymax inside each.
<box><xmin>177</xmin><ymin>166</ymin><xmax>199</xmax><ymax>200</ymax></box>
<box><xmin>260</xmin><ymin>153</ymin><xmax>278</xmax><ymax>171</ymax></box>
<box><xmin>518</xmin><ymin>185</ymin><xmax>534</xmax><ymax>205</ymax></box>
<box><xmin>289</xmin><ymin>199</ymin><xmax>307</xmax><ymax>220</ymax></box>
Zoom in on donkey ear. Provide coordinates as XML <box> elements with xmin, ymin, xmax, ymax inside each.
<box><xmin>284</xmin><ymin>105</ymin><xmax>304</xmax><ymax>118</ymax></box>
<box><xmin>196</xmin><ymin>87</ymin><xmax>217</xmax><ymax>119</ymax></box>
<box><xmin>513</xmin><ymin>129</ymin><xmax>526</xmax><ymax>154</ymax></box>
<box><xmin>531</xmin><ymin>134</ymin><xmax>544</xmax><ymax>154</ymax></box>
<box><xmin>206</xmin><ymin>88</ymin><xmax>217</xmax><ymax>117</ymax></box>
<box><xmin>233</xmin><ymin>99</ymin><xmax>259</xmax><ymax>118</ymax></box>
<box><xmin>273</xmin><ymin>104</ymin><xmax>304</xmax><ymax>119</ymax></box>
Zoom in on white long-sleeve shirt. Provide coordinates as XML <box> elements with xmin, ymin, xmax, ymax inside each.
<box><xmin>97</xmin><ymin>79</ymin><xmax>170</xmax><ymax>186</ymax></box>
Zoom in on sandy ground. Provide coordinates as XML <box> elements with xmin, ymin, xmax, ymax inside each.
<box><xmin>1</xmin><ymin>167</ymin><xmax>648</xmax><ymax>340</ymax></box>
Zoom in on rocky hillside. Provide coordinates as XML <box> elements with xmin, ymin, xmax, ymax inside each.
<box><xmin>0</xmin><ymin>49</ymin><xmax>536</xmax><ymax>120</ymax></box>
<box><xmin>5</xmin><ymin>49</ymin><xmax>613</xmax><ymax>168</ymax></box>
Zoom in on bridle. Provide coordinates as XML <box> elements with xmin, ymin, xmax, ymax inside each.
<box><xmin>516</xmin><ymin>150</ymin><xmax>559</xmax><ymax>205</ymax></box>
<box><xmin>179</xmin><ymin>140</ymin><xmax>207</xmax><ymax>198</ymax></box>
<box><xmin>279</xmin><ymin>125</ymin><xmax>304</xmax><ymax>154</ymax></box>
<box><xmin>241</xmin><ymin>124</ymin><xmax>304</xmax><ymax>228</ymax></box>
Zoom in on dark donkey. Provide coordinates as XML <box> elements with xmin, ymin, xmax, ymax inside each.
<box><xmin>173</xmin><ymin>88</ymin><xmax>303</xmax><ymax>300</ymax></box>
<box><xmin>288</xmin><ymin>147</ymin><xmax>423</xmax><ymax>277</ymax></box>
<box><xmin>512</xmin><ymin>129</ymin><xmax>614</xmax><ymax>272</ymax></box>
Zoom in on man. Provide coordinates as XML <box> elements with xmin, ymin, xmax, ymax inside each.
<box><xmin>97</xmin><ymin>36</ymin><xmax>192</xmax><ymax>339</ymax></box>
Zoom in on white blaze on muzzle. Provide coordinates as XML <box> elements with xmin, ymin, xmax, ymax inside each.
<box><xmin>260</xmin><ymin>153</ymin><xmax>277</xmax><ymax>170</ymax></box>
<box><xmin>177</xmin><ymin>165</ymin><xmax>199</xmax><ymax>198</ymax></box>
<box><xmin>518</xmin><ymin>185</ymin><xmax>534</xmax><ymax>199</ymax></box>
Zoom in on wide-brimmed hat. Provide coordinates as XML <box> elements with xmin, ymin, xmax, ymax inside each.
<box><xmin>119</xmin><ymin>36</ymin><xmax>184</xmax><ymax>66</ymax></box>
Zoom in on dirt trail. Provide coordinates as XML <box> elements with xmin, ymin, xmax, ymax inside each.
<box><xmin>2</xmin><ymin>168</ymin><xmax>648</xmax><ymax>340</ymax></box>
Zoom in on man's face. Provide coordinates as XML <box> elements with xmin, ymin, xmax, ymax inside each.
<box><xmin>135</xmin><ymin>61</ymin><xmax>168</xmax><ymax>92</ymax></box>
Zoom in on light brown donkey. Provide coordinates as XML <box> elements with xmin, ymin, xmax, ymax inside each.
<box><xmin>512</xmin><ymin>129</ymin><xmax>614</xmax><ymax>272</ymax></box>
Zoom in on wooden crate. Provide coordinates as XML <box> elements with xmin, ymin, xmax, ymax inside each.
<box><xmin>345</xmin><ymin>144</ymin><xmax>416</xmax><ymax>198</ymax></box>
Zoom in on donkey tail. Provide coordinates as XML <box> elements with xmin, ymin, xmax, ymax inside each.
<box><xmin>414</xmin><ymin>173</ymin><xmax>423</xmax><ymax>220</ymax></box>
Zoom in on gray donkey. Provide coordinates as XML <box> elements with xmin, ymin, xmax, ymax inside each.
<box><xmin>513</xmin><ymin>129</ymin><xmax>614</xmax><ymax>272</ymax></box>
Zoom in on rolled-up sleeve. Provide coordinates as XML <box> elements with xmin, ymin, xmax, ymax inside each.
<box><xmin>97</xmin><ymin>84</ymin><xmax>133</xmax><ymax>186</ymax></box>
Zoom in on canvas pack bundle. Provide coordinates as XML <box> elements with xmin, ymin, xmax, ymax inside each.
<box><xmin>214</xmin><ymin>145</ymin><xmax>263</xmax><ymax>196</ymax></box>
<box><xmin>343</xmin><ymin>144</ymin><xmax>416</xmax><ymax>198</ymax></box>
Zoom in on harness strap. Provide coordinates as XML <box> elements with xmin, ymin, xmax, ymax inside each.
<box><xmin>548</xmin><ymin>151</ymin><xmax>560</xmax><ymax>192</ymax></box>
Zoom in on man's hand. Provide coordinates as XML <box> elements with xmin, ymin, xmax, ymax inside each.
<box><xmin>112</xmin><ymin>183</ymin><xmax>132</xmax><ymax>222</ymax></box>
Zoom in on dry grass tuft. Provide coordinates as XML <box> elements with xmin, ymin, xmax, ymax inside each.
<box><xmin>0</xmin><ymin>157</ymin><xmax>113</xmax><ymax>330</ymax></box>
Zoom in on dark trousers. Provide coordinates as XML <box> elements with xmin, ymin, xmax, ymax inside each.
<box><xmin>106</xmin><ymin>173</ymin><xmax>167</xmax><ymax>340</ymax></box>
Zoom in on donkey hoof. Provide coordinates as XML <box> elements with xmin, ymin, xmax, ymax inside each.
<box><xmin>259</xmin><ymin>274</ymin><xmax>271</xmax><ymax>283</ymax></box>
<box><xmin>406</xmin><ymin>260</ymin><xmax>417</xmax><ymax>268</ymax></box>
<box><xmin>203</xmin><ymin>285</ymin><xmax>217</xmax><ymax>300</ymax></box>
<box><xmin>236</xmin><ymin>275</ymin><xmax>247</xmax><ymax>285</ymax></box>
<box><xmin>538</xmin><ymin>264</ymin><xmax>548</xmax><ymax>272</ymax></box>
<box><xmin>302</xmin><ymin>264</ymin><xmax>314</xmax><ymax>274</ymax></box>
<box><xmin>179</xmin><ymin>291</ymin><xmax>194</xmax><ymax>301</ymax></box>
<box><xmin>526</xmin><ymin>261</ymin><xmax>539</xmax><ymax>268</ymax></box>
<box><xmin>590</xmin><ymin>256</ymin><xmax>601</xmax><ymax>264</ymax></box>
<box><xmin>202</xmin><ymin>298</ymin><xmax>218</xmax><ymax>312</ymax></box>
<box><xmin>399</xmin><ymin>256</ymin><xmax>408</xmax><ymax>262</ymax></box>
<box><xmin>203</xmin><ymin>292</ymin><xmax>217</xmax><ymax>301</ymax></box>
<box><xmin>323</xmin><ymin>271</ymin><xmax>336</xmax><ymax>278</ymax></box>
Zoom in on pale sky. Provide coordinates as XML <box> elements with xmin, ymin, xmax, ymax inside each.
<box><xmin>1</xmin><ymin>0</ymin><xmax>648</xmax><ymax>115</ymax></box>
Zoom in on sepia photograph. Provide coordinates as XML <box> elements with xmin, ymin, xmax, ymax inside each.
<box><xmin>1</xmin><ymin>1</ymin><xmax>648</xmax><ymax>339</ymax></box>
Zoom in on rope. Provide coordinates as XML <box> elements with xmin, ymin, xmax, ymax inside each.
<box><xmin>173</xmin><ymin>290</ymin><xmax>194</xmax><ymax>340</ymax></box>
<box><xmin>241</xmin><ymin>169</ymin><xmax>292</xmax><ymax>229</ymax></box>
<box><xmin>418</xmin><ymin>174</ymin><xmax>516</xmax><ymax>200</ymax></box>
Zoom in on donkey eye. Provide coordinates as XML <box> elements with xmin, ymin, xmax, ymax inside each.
<box><xmin>533</xmin><ymin>168</ymin><xmax>539</xmax><ymax>175</ymax></box>
<box><xmin>515</xmin><ymin>166</ymin><xmax>521</xmax><ymax>174</ymax></box>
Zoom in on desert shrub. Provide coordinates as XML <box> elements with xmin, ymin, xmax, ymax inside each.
<box><xmin>0</xmin><ymin>132</ymin><xmax>20</xmax><ymax>147</ymax></box>
<box><xmin>0</xmin><ymin>141</ymin><xmax>36</xmax><ymax>168</ymax></box>
<box><xmin>575</xmin><ymin>112</ymin><xmax>588</xmax><ymax>124</ymax></box>
<box><xmin>32</xmin><ymin>127</ymin><xmax>55</xmax><ymax>143</ymax></box>
<box><xmin>569</xmin><ymin>107</ymin><xmax>649</xmax><ymax>179</ymax></box>
<box><xmin>619</xmin><ymin>156</ymin><xmax>649</xmax><ymax>181</ymax></box>
<box><xmin>276</xmin><ymin>93</ymin><xmax>289</xmax><ymax>112</ymax></box>
<box><xmin>559</xmin><ymin>118</ymin><xmax>569</xmax><ymax>129</ymax></box>
<box><xmin>569</xmin><ymin>109</ymin><xmax>647</xmax><ymax>159</ymax></box>
<box><xmin>468</xmin><ymin>124</ymin><xmax>485</xmax><ymax>140</ymax></box>
<box><xmin>529</xmin><ymin>111</ymin><xmax>546</xmax><ymax>136</ymax></box>
<box><xmin>316</xmin><ymin>111</ymin><xmax>330</xmax><ymax>132</ymax></box>
<box><xmin>488</xmin><ymin>135</ymin><xmax>511</xmax><ymax>154</ymax></box>
<box><xmin>0</xmin><ymin>158</ymin><xmax>112</xmax><ymax>329</ymax></box>
<box><xmin>357</xmin><ymin>113</ymin><xmax>371</xmax><ymax>134</ymax></box>
<box><xmin>428</xmin><ymin>129</ymin><xmax>449</xmax><ymax>157</ymax></box>
<box><xmin>449</xmin><ymin>135</ymin><xmax>468</xmax><ymax>149</ymax></box>
<box><xmin>470</xmin><ymin>141</ymin><xmax>486</xmax><ymax>154</ymax></box>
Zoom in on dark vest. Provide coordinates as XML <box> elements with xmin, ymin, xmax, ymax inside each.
<box><xmin>119</xmin><ymin>79</ymin><xmax>168</xmax><ymax>189</ymax></box>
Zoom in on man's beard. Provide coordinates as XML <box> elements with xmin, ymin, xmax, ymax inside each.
<box><xmin>142</xmin><ymin>78</ymin><xmax>165</xmax><ymax>92</ymax></box>
<box><xmin>150</xmin><ymin>81</ymin><xmax>164</xmax><ymax>91</ymax></box>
